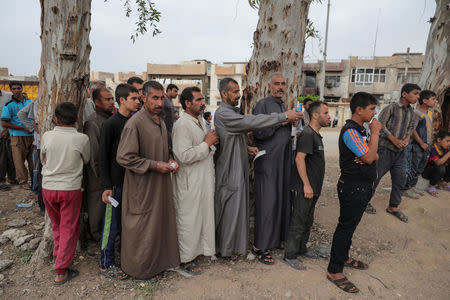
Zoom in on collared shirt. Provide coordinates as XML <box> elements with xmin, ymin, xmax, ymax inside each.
<box><xmin>1</xmin><ymin>96</ymin><xmax>33</xmax><ymax>137</ymax></box>
<box><xmin>378</xmin><ymin>100</ymin><xmax>416</xmax><ymax>152</ymax></box>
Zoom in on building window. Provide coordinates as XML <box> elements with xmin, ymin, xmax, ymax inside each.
<box><xmin>325</xmin><ymin>75</ymin><xmax>340</xmax><ymax>88</ymax></box>
<box><xmin>374</xmin><ymin>68</ymin><xmax>386</xmax><ymax>82</ymax></box>
<box><xmin>397</xmin><ymin>73</ymin><xmax>420</xmax><ymax>84</ymax></box>
<box><xmin>351</xmin><ymin>68</ymin><xmax>386</xmax><ymax>85</ymax></box>
<box><xmin>305</xmin><ymin>75</ymin><xmax>316</xmax><ymax>88</ymax></box>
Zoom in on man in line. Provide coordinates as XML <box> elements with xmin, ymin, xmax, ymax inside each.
<box><xmin>422</xmin><ymin>131</ymin><xmax>450</xmax><ymax>196</ymax></box>
<box><xmin>402</xmin><ymin>90</ymin><xmax>437</xmax><ymax>198</ymax></box>
<box><xmin>127</xmin><ymin>77</ymin><xmax>145</xmax><ymax>109</ymax></box>
<box><xmin>251</xmin><ymin>73</ymin><xmax>303</xmax><ymax>264</ymax></box>
<box><xmin>203</xmin><ymin>111</ymin><xmax>212</xmax><ymax>132</ymax></box>
<box><xmin>18</xmin><ymin>99</ymin><xmax>44</xmax><ymax>211</ymax></box>
<box><xmin>0</xmin><ymin>89</ymin><xmax>16</xmax><ymax>191</ymax></box>
<box><xmin>214</xmin><ymin>78</ymin><xmax>302</xmax><ymax>260</ymax></box>
<box><xmin>1</xmin><ymin>81</ymin><xmax>33</xmax><ymax>189</ymax></box>
<box><xmin>98</xmin><ymin>84</ymin><xmax>140</xmax><ymax>280</ymax></box>
<box><xmin>284</xmin><ymin>101</ymin><xmax>330</xmax><ymax>270</ymax></box>
<box><xmin>83</xmin><ymin>81</ymin><xmax>106</xmax><ymax>124</ymax></box>
<box><xmin>117</xmin><ymin>81</ymin><xmax>180</xmax><ymax>279</ymax></box>
<box><xmin>83</xmin><ymin>87</ymin><xmax>114</xmax><ymax>241</ymax></box>
<box><xmin>163</xmin><ymin>83</ymin><xmax>179</xmax><ymax>137</ymax></box>
<box><xmin>172</xmin><ymin>87</ymin><xmax>219</xmax><ymax>275</ymax></box>
<box><xmin>41</xmin><ymin>102</ymin><xmax>90</xmax><ymax>285</ymax></box>
<box><xmin>367</xmin><ymin>83</ymin><xmax>420</xmax><ymax>222</ymax></box>
<box><xmin>327</xmin><ymin>92</ymin><xmax>381</xmax><ymax>293</ymax></box>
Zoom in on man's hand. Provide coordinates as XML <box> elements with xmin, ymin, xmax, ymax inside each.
<box><xmin>369</xmin><ymin>118</ymin><xmax>382</xmax><ymax>134</ymax></box>
<box><xmin>419</xmin><ymin>142</ymin><xmax>429</xmax><ymax>151</ymax></box>
<box><xmin>390</xmin><ymin>136</ymin><xmax>407</xmax><ymax>149</ymax></box>
<box><xmin>204</xmin><ymin>130</ymin><xmax>219</xmax><ymax>146</ymax></box>
<box><xmin>304</xmin><ymin>184</ymin><xmax>314</xmax><ymax>199</ymax></box>
<box><xmin>156</xmin><ymin>162</ymin><xmax>173</xmax><ymax>174</ymax></box>
<box><xmin>247</xmin><ymin>146</ymin><xmax>259</xmax><ymax>156</ymax></box>
<box><xmin>168</xmin><ymin>159</ymin><xmax>179</xmax><ymax>173</ymax></box>
<box><xmin>0</xmin><ymin>129</ymin><xmax>8</xmax><ymax>139</ymax></box>
<box><xmin>285</xmin><ymin>110</ymin><xmax>304</xmax><ymax>122</ymax></box>
<box><xmin>102</xmin><ymin>190</ymin><xmax>113</xmax><ymax>204</ymax></box>
<box><xmin>354</xmin><ymin>157</ymin><xmax>365</xmax><ymax>165</ymax></box>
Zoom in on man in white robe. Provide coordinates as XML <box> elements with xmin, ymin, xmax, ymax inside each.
<box><xmin>172</xmin><ymin>86</ymin><xmax>219</xmax><ymax>274</ymax></box>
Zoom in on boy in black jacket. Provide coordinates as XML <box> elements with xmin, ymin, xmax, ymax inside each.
<box><xmin>327</xmin><ymin>92</ymin><xmax>381</xmax><ymax>293</ymax></box>
<box><xmin>99</xmin><ymin>84</ymin><xmax>140</xmax><ymax>279</ymax></box>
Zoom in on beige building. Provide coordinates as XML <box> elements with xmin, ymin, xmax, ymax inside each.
<box><xmin>146</xmin><ymin>60</ymin><xmax>211</xmax><ymax>106</ymax></box>
<box><xmin>348</xmin><ymin>52</ymin><xmax>424</xmax><ymax>102</ymax></box>
<box><xmin>209</xmin><ymin>62</ymin><xmax>247</xmax><ymax>108</ymax></box>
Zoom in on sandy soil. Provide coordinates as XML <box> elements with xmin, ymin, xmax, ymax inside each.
<box><xmin>0</xmin><ymin>128</ymin><xmax>449</xmax><ymax>299</ymax></box>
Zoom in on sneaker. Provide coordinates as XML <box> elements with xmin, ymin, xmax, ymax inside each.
<box><xmin>403</xmin><ymin>189</ymin><xmax>420</xmax><ymax>199</ymax></box>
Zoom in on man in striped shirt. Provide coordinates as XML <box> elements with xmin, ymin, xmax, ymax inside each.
<box><xmin>368</xmin><ymin>83</ymin><xmax>421</xmax><ymax>222</ymax></box>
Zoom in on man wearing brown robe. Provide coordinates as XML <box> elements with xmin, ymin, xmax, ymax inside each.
<box><xmin>117</xmin><ymin>80</ymin><xmax>180</xmax><ymax>279</ymax></box>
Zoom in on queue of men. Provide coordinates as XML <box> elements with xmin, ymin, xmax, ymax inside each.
<box><xmin>0</xmin><ymin>76</ymin><xmax>448</xmax><ymax>294</ymax></box>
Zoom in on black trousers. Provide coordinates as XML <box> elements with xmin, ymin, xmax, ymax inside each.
<box><xmin>285</xmin><ymin>187</ymin><xmax>318</xmax><ymax>259</ymax></box>
<box><xmin>0</xmin><ymin>137</ymin><xmax>16</xmax><ymax>182</ymax></box>
<box><xmin>422</xmin><ymin>164</ymin><xmax>450</xmax><ymax>186</ymax></box>
<box><xmin>328</xmin><ymin>181</ymin><xmax>372</xmax><ymax>274</ymax></box>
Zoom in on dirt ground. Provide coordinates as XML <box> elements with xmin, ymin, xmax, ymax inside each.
<box><xmin>0</xmin><ymin>128</ymin><xmax>449</xmax><ymax>299</ymax></box>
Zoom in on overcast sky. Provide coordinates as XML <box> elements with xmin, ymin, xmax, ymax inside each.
<box><xmin>0</xmin><ymin>0</ymin><xmax>436</xmax><ymax>76</ymax></box>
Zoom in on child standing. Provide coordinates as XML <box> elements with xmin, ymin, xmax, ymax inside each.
<box><xmin>41</xmin><ymin>102</ymin><xmax>90</xmax><ymax>285</ymax></box>
<box><xmin>98</xmin><ymin>84</ymin><xmax>140</xmax><ymax>279</ymax></box>
<box><xmin>367</xmin><ymin>83</ymin><xmax>421</xmax><ymax>223</ymax></box>
<box><xmin>403</xmin><ymin>90</ymin><xmax>437</xmax><ymax>198</ymax></box>
<box><xmin>422</xmin><ymin>131</ymin><xmax>450</xmax><ymax>196</ymax></box>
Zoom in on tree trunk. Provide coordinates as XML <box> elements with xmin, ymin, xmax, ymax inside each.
<box><xmin>31</xmin><ymin>0</ymin><xmax>91</xmax><ymax>266</ymax></box>
<box><xmin>419</xmin><ymin>0</ymin><xmax>449</xmax><ymax>104</ymax></box>
<box><xmin>244</xmin><ymin>0</ymin><xmax>312</xmax><ymax>112</ymax></box>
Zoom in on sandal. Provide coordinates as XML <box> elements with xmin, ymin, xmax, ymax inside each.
<box><xmin>100</xmin><ymin>265</ymin><xmax>128</xmax><ymax>280</ymax></box>
<box><xmin>427</xmin><ymin>186</ymin><xmax>439</xmax><ymax>197</ymax></box>
<box><xmin>54</xmin><ymin>268</ymin><xmax>79</xmax><ymax>285</ymax></box>
<box><xmin>281</xmin><ymin>258</ymin><xmax>306</xmax><ymax>270</ymax></box>
<box><xmin>438</xmin><ymin>183</ymin><xmax>450</xmax><ymax>192</ymax></box>
<box><xmin>180</xmin><ymin>261</ymin><xmax>202</xmax><ymax>275</ymax></box>
<box><xmin>386</xmin><ymin>209</ymin><xmax>408</xmax><ymax>223</ymax></box>
<box><xmin>327</xmin><ymin>275</ymin><xmax>359</xmax><ymax>293</ymax></box>
<box><xmin>365</xmin><ymin>203</ymin><xmax>376</xmax><ymax>214</ymax></box>
<box><xmin>344</xmin><ymin>258</ymin><xmax>368</xmax><ymax>270</ymax></box>
<box><xmin>252</xmin><ymin>247</ymin><xmax>275</xmax><ymax>265</ymax></box>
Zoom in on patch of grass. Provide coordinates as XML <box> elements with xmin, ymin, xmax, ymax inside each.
<box><xmin>17</xmin><ymin>249</ymin><xmax>33</xmax><ymax>263</ymax></box>
<box><xmin>135</xmin><ymin>281</ymin><xmax>159</xmax><ymax>299</ymax></box>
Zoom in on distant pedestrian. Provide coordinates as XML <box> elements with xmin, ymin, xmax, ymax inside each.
<box><xmin>41</xmin><ymin>102</ymin><xmax>90</xmax><ymax>285</ymax></box>
<box><xmin>0</xmin><ymin>81</ymin><xmax>33</xmax><ymax>189</ymax></box>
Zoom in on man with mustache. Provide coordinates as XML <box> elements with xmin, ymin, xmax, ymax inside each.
<box><xmin>117</xmin><ymin>80</ymin><xmax>180</xmax><ymax>280</ymax></box>
<box><xmin>83</xmin><ymin>87</ymin><xmax>114</xmax><ymax>241</ymax></box>
<box><xmin>214</xmin><ymin>78</ymin><xmax>302</xmax><ymax>261</ymax></box>
<box><xmin>172</xmin><ymin>87</ymin><xmax>219</xmax><ymax>275</ymax></box>
<box><xmin>251</xmin><ymin>73</ymin><xmax>304</xmax><ymax>264</ymax></box>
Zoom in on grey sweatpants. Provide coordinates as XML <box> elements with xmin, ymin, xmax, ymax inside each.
<box><xmin>372</xmin><ymin>147</ymin><xmax>407</xmax><ymax>208</ymax></box>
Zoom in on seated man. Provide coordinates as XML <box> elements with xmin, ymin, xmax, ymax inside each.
<box><xmin>422</xmin><ymin>131</ymin><xmax>450</xmax><ymax>196</ymax></box>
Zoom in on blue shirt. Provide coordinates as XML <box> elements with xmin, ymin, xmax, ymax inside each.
<box><xmin>1</xmin><ymin>98</ymin><xmax>33</xmax><ymax>136</ymax></box>
<box><xmin>343</xmin><ymin>128</ymin><xmax>369</xmax><ymax>158</ymax></box>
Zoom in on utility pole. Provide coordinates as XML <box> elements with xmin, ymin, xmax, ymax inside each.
<box><xmin>404</xmin><ymin>47</ymin><xmax>410</xmax><ymax>79</ymax></box>
<box><xmin>373</xmin><ymin>9</ymin><xmax>381</xmax><ymax>57</ymax></box>
<box><xmin>319</xmin><ymin>0</ymin><xmax>331</xmax><ymax>101</ymax></box>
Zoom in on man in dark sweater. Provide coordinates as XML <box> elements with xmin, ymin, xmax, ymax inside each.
<box><xmin>98</xmin><ymin>84</ymin><xmax>140</xmax><ymax>279</ymax></box>
<box><xmin>327</xmin><ymin>92</ymin><xmax>381</xmax><ymax>293</ymax></box>
<box><xmin>283</xmin><ymin>101</ymin><xmax>330</xmax><ymax>270</ymax></box>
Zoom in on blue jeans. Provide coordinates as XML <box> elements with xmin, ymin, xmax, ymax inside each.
<box><xmin>100</xmin><ymin>186</ymin><xmax>122</xmax><ymax>269</ymax></box>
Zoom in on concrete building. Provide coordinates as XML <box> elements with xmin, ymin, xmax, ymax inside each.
<box><xmin>146</xmin><ymin>60</ymin><xmax>211</xmax><ymax>106</ymax></box>
<box><xmin>347</xmin><ymin>52</ymin><xmax>424</xmax><ymax>102</ymax></box>
<box><xmin>209</xmin><ymin>62</ymin><xmax>247</xmax><ymax>108</ymax></box>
